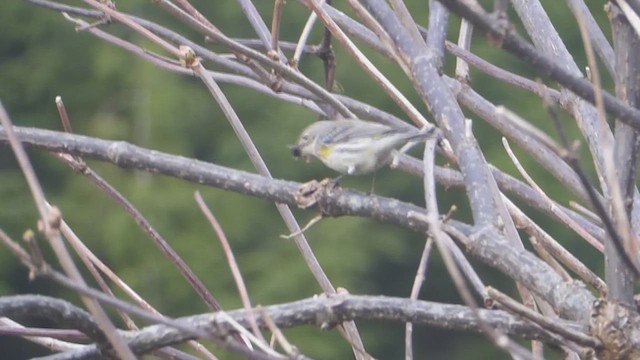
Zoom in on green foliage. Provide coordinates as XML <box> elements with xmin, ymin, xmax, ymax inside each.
<box><xmin>0</xmin><ymin>0</ymin><xmax>608</xmax><ymax>358</ymax></box>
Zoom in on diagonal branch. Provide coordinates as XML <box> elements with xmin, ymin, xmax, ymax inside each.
<box><xmin>435</xmin><ymin>0</ymin><xmax>640</xmax><ymax>131</ymax></box>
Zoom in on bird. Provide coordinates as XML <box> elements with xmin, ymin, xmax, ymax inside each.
<box><xmin>290</xmin><ymin>118</ymin><xmax>435</xmax><ymax>177</ymax></box>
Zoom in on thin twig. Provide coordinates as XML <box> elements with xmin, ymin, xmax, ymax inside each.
<box><xmin>194</xmin><ymin>191</ymin><xmax>266</xmax><ymax>344</ymax></box>
<box><xmin>306</xmin><ymin>0</ymin><xmax>431</xmax><ymax>128</ymax></box>
<box><xmin>577</xmin><ymin>5</ymin><xmax>635</xmax><ymax>263</ymax></box>
<box><xmin>416</xmin><ymin>136</ymin><xmax>532</xmax><ymax>359</ymax></box>
<box><xmin>83</xmin><ymin>0</ymin><xmax>181</xmax><ymax>58</ymax></box>
<box><xmin>454</xmin><ymin>20</ymin><xmax>473</xmax><ymax>80</ymax></box>
<box><xmin>293</xmin><ymin>1</ymin><xmax>323</xmax><ymax>67</ymax></box>
<box><xmin>258</xmin><ymin>306</ymin><xmax>298</xmax><ymax>357</ymax></box>
<box><xmin>404</xmin><ymin>237</ymin><xmax>433</xmax><ymax>360</ymax></box>
<box><xmin>54</xmin><ymin>97</ymin><xmax>73</xmax><ymax>133</ymax></box>
<box><xmin>0</xmin><ymin>102</ymin><xmax>135</xmax><ymax>359</ymax></box>
<box><xmin>270</xmin><ymin>0</ymin><xmax>284</xmax><ymax>61</ymax></box>
<box><xmin>501</xmin><ymin>138</ymin><xmax>604</xmax><ymax>252</ymax></box>
<box><xmin>155</xmin><ymin>0</ymin><xmax>354</xmax><ymax>117</ymax></box>
<box><xmin>488</xmin><ymin>287</ymin><xmax>600</xmax><ymax>349</ymax></box>
<box><xmin>173</xmin><ymin>0</ymin><xmax>218</xmax><ymax>31</ymax></box>
<box><xmin>317</xmin><ymin>0</ymin><xmax>336</xmax><ymax>93</ymax></box>
<box><xmin>55</xmin><ymin>213</ymin><xmax>218</xmax><ymax>360</ymax></box>
<box><xmin>503</xmin><ymin>198</ymin><xmax>607</xmax><ymax>296</ymax></box>
<box><xmin>189</xmin><ymin>60</ymin><xmax>369</xmax><ymax>357</ymax></box>
<box><xmin>56</xmin><ymin>154</ymin><xmax>224</xmax><ymax>313</ymax></box>
<box><xmin>435</xmin><ymin>0</ymin><xmax>640</xmax><ymax>130</ymax></box>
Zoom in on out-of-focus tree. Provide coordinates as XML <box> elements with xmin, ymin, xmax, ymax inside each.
<box><xmin>1</xmin><ymin>0</ymin><xmax>638</xmax><ymax>359</ymax></box>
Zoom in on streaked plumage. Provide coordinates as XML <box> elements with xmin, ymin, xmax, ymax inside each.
<box><xmin>291</xmin><ymin>119</ymin><xmax>432</xmax><ymax>175</ymax></box>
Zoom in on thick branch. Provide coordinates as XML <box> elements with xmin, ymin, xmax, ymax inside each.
<box><xmin>0</xmin><ymin>295</ymin><xmax>106</xmax><ymax>346</ymax></box>
<box><xmin>608</xmin><ymin>2</ymin><xmax>640</xmax><ymax>304</ymax></box>
<box><xmin>19</xmin><ymin>294</ymin><xmax>587</xmax><ymax>359</ymax></box>
<box><xmin>0</xmin><ymin>126</ymin><xmax>432</xmax><ymax>234</ymax></box>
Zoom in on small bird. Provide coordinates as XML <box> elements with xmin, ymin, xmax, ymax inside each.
<box><xmin>290</xmin><ymin>119</ymin><xmax>435</xmax><ymax>176</ymax></box>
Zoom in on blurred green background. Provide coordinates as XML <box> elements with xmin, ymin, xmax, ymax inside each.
<box><xmin>0</xmin><ymin>1</ymin><xmax>609</xmax><ymax>358</ymax></box>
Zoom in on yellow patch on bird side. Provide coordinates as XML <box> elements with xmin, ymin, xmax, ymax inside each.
<box><xmin>318</xmin><ymin>145</ymin><xmax>332</xmax><ymax>160</ymax></box>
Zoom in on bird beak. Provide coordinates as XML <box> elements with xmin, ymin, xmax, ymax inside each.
<box><xmin>289</xmin><ymin>144</ymin><xmax>302</xmax><ymax>158</ymax></box>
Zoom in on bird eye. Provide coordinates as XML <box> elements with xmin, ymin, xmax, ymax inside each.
<box><xmin>300</xmin><ymin>134</ymin><xmax>310</xmax><ymax>142</ymax></box>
